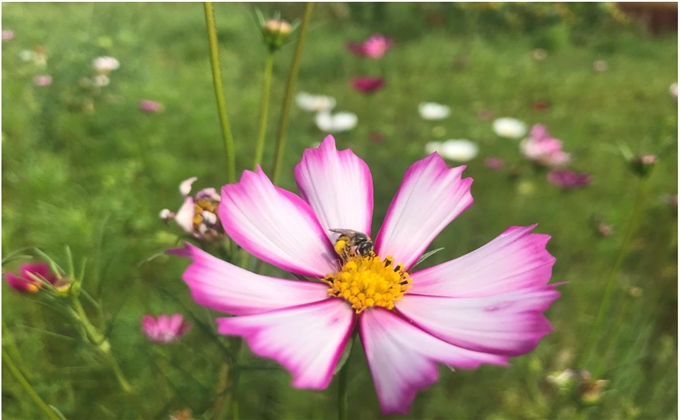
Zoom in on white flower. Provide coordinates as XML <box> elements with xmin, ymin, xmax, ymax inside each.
<box><xmin>670</xmin><ymin>83</ymin><xmax>678</xmax><ymax>100</ymax></box>
<box><xmin>493</xmin><ymin>118</ymin><xmax>527</xmax><ymax>139</ymax></box>
<box><xmin>92</xmin><ymin>56</ymin><xmax>120</xmax><ymax>73</ymax></box>
<box><xmin>315</xmin><ymin>111</ymin><xmax>358</xmax><ymax>133</ymax></box>
<box><xmin>418</xmin><ymin>102</ymin><xmax>450</xmax><ymax>120</ymax></box>
<box><xmin>426</xmin><ymin>139</ymin><xmax>478</xmax><ymax>162</ymax></box>
<box><xmin>296</xmin><ymin>92</ymin><xmax>336</xmax><ymax>112</ymax></box>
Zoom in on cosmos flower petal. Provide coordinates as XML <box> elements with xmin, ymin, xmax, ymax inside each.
<box><xmin>374</xmin><ymin>154</ymin><xmax>473</xmax><ymax>269</ymax></box>
<box><xmin>168</xmin><ymin>243</ymin><xmax>330</xmax><ymax>316</ymax></box>
<box><xmin>219</xmin><ymin>166</ymin><xmax>337</xmax><ymax>277</ymax></box>
<box><xmin>410</xmin><ymin>225</ymin><xmax>555</xmax><ymax>297</ymax></box>
<box><xmin>174</xmin><ymin>196</ymin><xmax>196</xmax><ymax>235</ymax></box>
<box><xmin>294</xmin><ymin>135</ymin><xmax>373</xmax><ymax>239</ymax></box>
<box><xmin>216</xmin><ymin>299</ymin><xmax>354</xmax><ymax>390</ymax></box>
<box><xmin>396</xmin><ymin>285</ymin><xmax>559</xmax><ymax>356</ymax></box>
<box><xmin>360</xmin><ymin>308</ymin><xmax>508</xmax><ymax>415</ymax></box>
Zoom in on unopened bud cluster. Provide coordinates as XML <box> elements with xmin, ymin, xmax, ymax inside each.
<box><xmin>261</xmin><ymin>19</ymin><xmax>293</xmax><ymax>52</ymax></box>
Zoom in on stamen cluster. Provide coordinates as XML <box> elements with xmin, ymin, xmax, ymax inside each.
<box><xmin>324</xmin><ymin>253</ymin><xmax>411</xmax><ymax>313</ymax></box>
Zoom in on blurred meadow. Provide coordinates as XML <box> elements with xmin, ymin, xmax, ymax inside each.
<box><xmin>2</xmin><ymin>2</ymin><xmax>678</xmax><ymax>420</ymax></box>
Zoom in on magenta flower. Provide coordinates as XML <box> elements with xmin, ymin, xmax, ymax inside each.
<box><xmin>141</xmin><ymin>314</ymin><xmax>191</xmax><ymax>344</ymax></box>
<box><xmin>484</xmin><ymin>157</ymin><xmax>505</xmax><ymax>170</ymax></box>
<box><xmin>547</xmin><ymin>170</ymin><xmax>591</xmax><ymax>189</ymax></box>
<box><xmin>33</xmin><ymin>75</ymin><xmax>53</xmax><ymax>87</ymax></box>
<box><xmin>520</xmin><ymin>124</ymin><xmax>571</xmax><ymax>167</ymax></box>
<box><xmin>139</xmin><ymin>100</ymin><xmax>163</xmax><ymax>113</ymax></box>
<box><xmin>347</xmin><ymin>34</ymin><xmax>392</xmax><ymax>58</ymax></box>
<box><xmin>170</xmin><ymin>136</ymin><xmax>559</xmax><ymax>414</ymax></box>
<box><xmin>160</xmin><ymin>177</ymin><xmax>224</xmax><ymax>242</ymax></box>
<box><xmin>351</xmin><ymin>77</ymin><xmax>385</xmax><ymax>94</ymax></box>
<box><xmin>5</xmin><ymin>262</ymin><xmax>57</xmax><ymax>293</ymax></box>
<box><xmin>2</xmin><ymin>30</ymin><xmax>14</xmax><ymax>41</ymax></box>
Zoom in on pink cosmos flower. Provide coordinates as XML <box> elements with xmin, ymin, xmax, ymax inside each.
<box><xmin>139</xmin><ymin>100</ymin><xmax>163</xmax><ymax>113</ymax></box>
<box><xmin>484</xmin><ymin>157</ymin><xmax>505</xmax><ymax>170</ymax></box>
<box><xmin>547</xmin><ymin>170</ymin><xmax>591</xmax><ymax>189</ymax></box>
<box><xmin>5</xmin><ymin>262</ymin><xmax>57</xmax><ymax>293</ymax></box>
<box><xmin>170</xmin><ymin>135</ymin><xmax>559</xmax><ymax>414</ymax></box>
<box><xmin>520</xmin><ymin>124</ymin><xmax>571</xmax><ymax>167</ymax></box>
<box><xmin>141</xmin><ymin>314</ymin><xmax>192</xmax><ymax>343</ymax></box>
<box><xmin>351</xmin><ymin>77</ymin><xmax>385</xmax><ymax>94</ymax></box>
<box><xmin>34</xmin><ymin>75</ymin><xmax>53</xmax><ymax>87</ymax></box>
<box><xmin>2</xmin><ymin>30</ymin><xmax>14</xmax><ymax>41</ymax></box>
<box><xmin>160</xmin><ymin>177</ymin><xmax>224</xmax><ymax>242</ymax></box>
<box><xmin>347</xmin><ymin>34</ymin><xmax>392</xmax><ymax>58</ymax></box>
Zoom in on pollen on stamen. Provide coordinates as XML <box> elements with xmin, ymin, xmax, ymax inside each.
<box><xmin>324</xmin><ymin>254</ymin><xmax>412</xmax><ymax>313</ymax></box>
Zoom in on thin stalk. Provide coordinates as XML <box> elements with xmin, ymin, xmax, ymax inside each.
<box><xmin>204</xmin><ymin>2</ymin><xmax>237</xmax><ymax>185</ymax></box>
<box><xmin>337</xmin><ymin>334</ymin><xmax>356</xmax><ymax>420</ymax></box>
<box><xmin>71</xmin><ymin>296</ymin><xmax>133</xmax><ymax>393</ymax></box>
<box><xmin>3</xmin><ymin>350</ymin><xmax>61</xmax><ymax>420</ymax></box>
<box><xmin>578</xmin><ymin>178</ymin><xmax>647</xmax><ymax>368</ymax></box>
<box><xmin>212</xmin><ymin>339</ymin><xmax>243</xmax><ymax>420</ymax></box>
<box><xmin>253</xmin><ymin>52</ymin><xmax>275</xmax><ymax>170</ymax></box>
<box><xmin>270</xmin><ymin>2</ymin><xmax>314</xmax><ymax>185</ymax></box>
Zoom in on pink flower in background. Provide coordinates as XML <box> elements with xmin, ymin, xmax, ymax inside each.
<box><xmin>160</xmin><ymin>177</ymin><xmax>224</xmax><ymax>242</ymax></box>
<box><xmin>141</xmin><ymin>314</ymin><xmax>192</xmax><ymax>343</ymax></box>
<box><xmin>347</xmin><ymin>34</ymin><xmax>392</xmax><ymax>58</ymax></box>
<box><xmin>548</xmin><ymin>170</ymin><xmax>591</xmax><ymax>189</ymax></box>
<box><xmin>351</xmin><ymin>76</ymin><xmax>385</xmax><ymax>94</ymax></box>
<box><xmin>139</xmin><ymin>100</ymin><xmax>163</xmax><ymax>113</ymax></box>
<box><xmin>2</xmin><ymin>30</ymin><xmax>14</xmax><ymax>41</ymax></box>
<box><xmin>170</xmin><ymin>135</ymin><xmax>559</xmax><ymax>414</ymax></box>
<box><xmin>520</xmin><ymin>124</ymin><xmax>571</xmax><ymax>167</ymax></box>
<box><xmin>34</xmin><ymin>75</ymin><xmax>52</xmax><ymax>87</ymax></box>
<box><xmin>5</xmin><ymin>262</ymin><xmax>57</xmax><ymax>293</ymax></box>
<box><xmin>485</xmin><ymin>157</ymin><xmax>505</xmax><ymax>170</ymax></box>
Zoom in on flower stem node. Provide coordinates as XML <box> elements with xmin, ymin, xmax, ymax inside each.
<box><xmin>324</xmin><ymin>254</ymin><xmax>412</xmax><ymax>313</ymax></box>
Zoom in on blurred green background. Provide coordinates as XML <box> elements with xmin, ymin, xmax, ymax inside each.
<box><xmin>2</xmin><ymin>3</ymin><xmax>677</xmax><ymax>419</ymax></box>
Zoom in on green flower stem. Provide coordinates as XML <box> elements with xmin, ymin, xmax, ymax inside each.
<box><xmin>3</xmin><ymin>350</ymin><xmax>61</xmax><ymax>420</ymax></box>
<box><xmin>71</xmin><ymin>295</ymin><xmax>133</xmax><ymax>394</ymax></box>
<box><xmin>578</xmin><ymin>177</ymin><xmax>647</xmax><ymax>368</ymax></box>
<box><xmin>337</xmin><ymin>333</ymin><xmax>356</xmax><ymax>420</ymax></box>
<box><xmin>204</xmin><ymin>2</ymin><xmax>237</xmax><ymax>185</ymax></box>
<box><xmin>212</xmin><ymin>339</ymin><xmax>243</xmax><ymax>420</ymax></box>
<box><xmin>253</xmin><ymin>52</ymin><xmax>275</xmax><ymax>170</ymax></box>
<box><xmin>270</xmin><ymin>2</ymin><xmax>314</xmax><ymax>185</ymax></box>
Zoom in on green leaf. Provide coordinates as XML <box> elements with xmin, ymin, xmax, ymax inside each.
<box><xmin>412</xmin><ymin>247</ymin><xmax>445</xmax><ymax>269</ymax></box>
<box><xmin>49</xmin><ymin>405</ymin><xmax>69</xmax><ymax>420</ymax></box>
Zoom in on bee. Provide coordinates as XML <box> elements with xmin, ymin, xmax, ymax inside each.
<box><xmin>330</xmin><ymin>228</ymin><xmax>374</xmax><ymax>258</ymax></box>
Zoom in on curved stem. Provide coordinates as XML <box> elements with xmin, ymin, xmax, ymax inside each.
<box><xmin>578</xmin><ymin>178</ymin><xmax>647</xmax><ymax>368</ymax></box>
<box><xmin>204</xmin><ymin>2</ymin><xmax>237</xmax><ymax>185</ymax></box>
<box><xmin>253</xmin><ymin>53</ymin><xmax>275</xmax><ymax>170</ymax></box>
<box><xmin>3</xmin><ymin>350</ymin><xmax>61</xmax><ymax>420</ymax></box>
<box><xmin>270</xmin><ymin>2</ymin><xmax>314</xmax><ymax>185</ymax></box>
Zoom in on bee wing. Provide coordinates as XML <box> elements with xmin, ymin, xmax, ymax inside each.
<box><xmin>329</xmin><ymin>228</ymin><xmax>359</xmax><ymax>236</ymax></box>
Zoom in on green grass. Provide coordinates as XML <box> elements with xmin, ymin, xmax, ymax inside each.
<box><xmin>2</xmin><ymin>3</ymin><xmax>677</xmax><ymax>419</ymax></box>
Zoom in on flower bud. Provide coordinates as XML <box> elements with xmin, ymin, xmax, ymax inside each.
<box><xmin>262</xmin><ymin>19</ymin><xmax>292</xmax><ymax>52</ymax></box>
<box><xmin>629</xmin><ymin>154</ymin><xmax>657</xmax><ymax>178</ymax></box>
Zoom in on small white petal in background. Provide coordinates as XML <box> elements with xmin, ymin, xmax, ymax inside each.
<box><xmin>493</xmin><ymin>117</ymin><xmax>527</xmax><ymax>139</ymax></box>
<box><xmin>418</xmin><ymin>102</ymin><xmax>450</xmax><ymax>120</ymax></box>
<box><xmin>440</xmin><ymin>139</ymin><xmax>479</xmax><ymax>162</ymax></box>
<box><xmin>92</xmin><ymin>56</ymin><xmax>120</xmax><ymax>73</ymax></box>
<box><xmin>315</xmin><ymin>111</ymin><xmax>358</xmax><ymax>133</ymax></box>
<box><xmin>670</xmin><ymin>83</ymin><xmax>678</xmax><ymax>100</ymax></box>
<box><xmin>425</xmin><ymin>139</ymin><xmax>479</xmax><ymax>162</ymax></box>
<box><xmin>296</xmin><ymin>92</ymin><xmax>336</xmax><ymax>112</ymax></box>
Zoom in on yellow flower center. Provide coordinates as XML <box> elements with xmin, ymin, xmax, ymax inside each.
<box><xmin>192</xmin><ymin>198</ymin><xmax>219</xmax><ymax>230</ymax></box>
<box><xmin>324</xmin><ymin>253</ymin><xmax>412</xmax><ymax>313</ymax></box>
